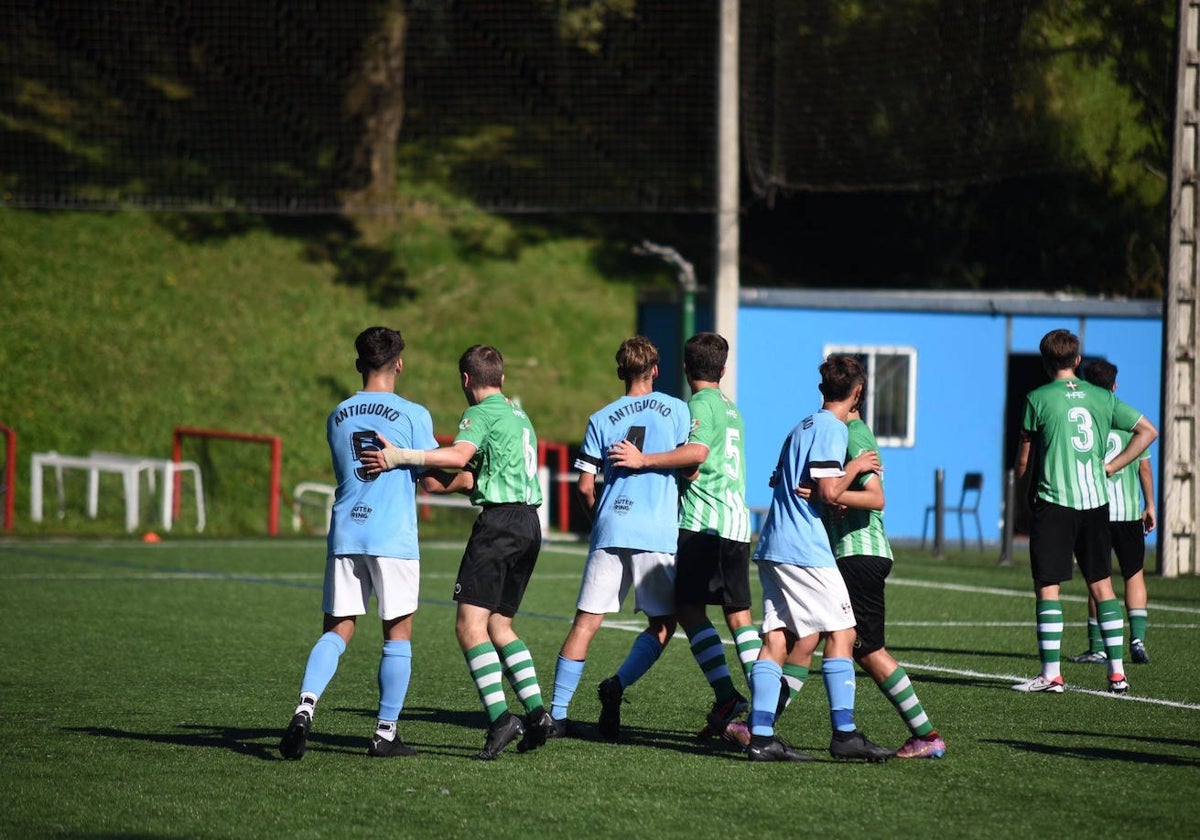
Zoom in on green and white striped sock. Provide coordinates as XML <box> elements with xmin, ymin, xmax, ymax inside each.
<box><xmin>499</xmin><ymin>639</ymin><xmax>544</xmax><ymax>714</ymax></box>
<box><xmin>1086</xmin><ymin>616</ymin><xmax>1102</xmax><ymax>654</ymax></box>
<box><xmin>1097</xmin><ymin>598</ymin><xmax>1125</xmax><ymax>675</ymax></box>
<box><xmin>465</xmin><ymin>642</ymin><xmax>509</xmax><ymax>723</ymax></box>
<box><xmin>686</xmin><ymin>621</ymin><xmax>736</xmax><ymax>701</ymax></box>
<box><xmin>775</xmin><ymin>662</ymin><xmax>808</xmax><ymax>717</ymax></box>
<box><xmin>733</xmin><ymin>624</ymin><xmax>763</xmax><ymax>683</ymax></box>
<box><xmin>879</xmin><ymin>666</ymin><xmax>935</xmax><ymax>737</ymax></box>
<box><xmin>1036</xmin><ymin>599</ymin><xmax>1063</xmax><ymax>680</ymax></box>
<box><xmin>1128</xmin><ymin>607</ymin><xmax>1148</xmax><ymax>644</ymax></box>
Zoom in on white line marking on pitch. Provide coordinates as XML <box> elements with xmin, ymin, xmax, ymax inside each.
<box><xmin>597</xmin><ymin>619</ymin><xmax>1200</xmax><ymax>711</ymax></box>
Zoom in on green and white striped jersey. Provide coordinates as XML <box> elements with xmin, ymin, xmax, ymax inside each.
<box><xmin>1021</xmin><ymin>378</ymin><xmax>1143</xmax><ymax>511</ymax></box>
<box><xmin>824</xmin><ymin>418</ymin><xmax>893</xmax><ymax>560</ymax></box>
<box><xmin>453</xmin><ymin>393</ymin><xmax>543</xmax><ymax>507</ymax></box>
<box><xmin>678</xmin><ymin>387</ymin><xmax>752</xmax><ymax>542</ymax></box>
<box><xmin>1103</xmin><ymin>428</ymin><xmax>1149</xmax><ymax>522</ymax></box>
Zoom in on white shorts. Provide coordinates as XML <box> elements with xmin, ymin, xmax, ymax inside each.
<box><xmin>758</xmin><ymin>562</ymin><xmax>855</xmax><ymax>638</ymax></box>
<box><xmin>577</xmin><ymin>548</ymin><xmax>675</xmax><ymax>617</ymax></box>
<box><xmin>322</xmin><ymin>554</ymin><xmax>419</xmax><ymax>621</ymax></box>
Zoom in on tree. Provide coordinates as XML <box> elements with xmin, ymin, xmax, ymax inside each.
<box><xmin>343</xmin><ymin>1</ymin><xmax>409</xmax><ymax>215</ymax></box>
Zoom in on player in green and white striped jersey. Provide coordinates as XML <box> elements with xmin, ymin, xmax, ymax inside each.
<box><xmin>1012</xmin><ymin>330</ymin><xmax>1157</xmax><ymax>696</ymax></box>
<box><xmin>1067</xmin><ymin>359</ymin><xmax>1157</xmax><ymax>665</ymax></box>
<box><xmin>608</xmin><ymin>333</ymin><xmax>762</xmax><ymax>742</ymax></box>
<box><xmin>820</xmin><ymin>407</ymin><xmax>944</xmax><ymax>758</ymax></box>
<box><xmin>365</xmin><ymin>344</ymin><xmax>551</xmax><ymax>760</ymax></box>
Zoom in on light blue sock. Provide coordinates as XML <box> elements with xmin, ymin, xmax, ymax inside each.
<box><xmin>822</xmin><ymin>656</ymin><xmax>857</xmax><ymax>732</ymax></box>
<box><xmin>377</xmin><ymin>640</ymin><xmax>412</xmax><ymax>723</ymax></box>
<box><xmin>615</xmin><ymin>631</ymin><xmax>664</xmax><ymax>688</ymax></box>
<box><xmin>551</xmin><ymin>655</ymin><xmax>586</xmax><ymax>720</ymax></box>
<box><xmin>300</xmin><ymin>631</ymin><xmax>347</xmax><ymax>698</ymax></box>
<box><xmin>748</xmin><ymin>659</ymin><xmax>783</xmax><ymax>736</ymax></box>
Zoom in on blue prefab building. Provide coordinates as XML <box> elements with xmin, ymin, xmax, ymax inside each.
<box><xmin>638</xmin><ymin>288</ymin><xmax>1163</xmax><ymax>545</ymax></box>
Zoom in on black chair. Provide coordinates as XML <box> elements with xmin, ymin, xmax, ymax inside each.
<box><xmin>921</xmin><ymin>472</ymin><xmax>984</xmax><ymax>551</ymax></box>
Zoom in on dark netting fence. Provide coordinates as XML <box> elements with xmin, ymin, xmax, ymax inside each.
<box><xmin>742</xmin><ymin>0</ymin><xmax>1067</xmax><ymax>193</ymax></box>
<box><xmin>0</xmin><ymin>1</ymin><xmax>1106</xmax><ymax>214</ymax></box>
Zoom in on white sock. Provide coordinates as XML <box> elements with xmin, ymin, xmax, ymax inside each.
<box><xmin>375</xmin><ymin>720</ymin><xmax>396</xmax><ymax>741</ymax></box>
<box><xmin>294</xmin><ymin>692</ymin><xmax>318</xmax><ymax>717</ymax></box>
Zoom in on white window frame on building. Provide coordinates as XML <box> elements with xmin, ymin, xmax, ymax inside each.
<box><xmin>822</xmin><ymin>344</ymin><xmax>917</xmax><ymax>448</ymax></box>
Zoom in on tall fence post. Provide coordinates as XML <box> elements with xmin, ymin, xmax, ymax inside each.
<box><xmin>999</xmin><ymin>468</ymin><xmax>1015</xmax><ymax>566</ymax></box>
<box><xmin>933</xmin><ymin>467</ymin><xmax>945</xmax><ymax>559</ymax></box>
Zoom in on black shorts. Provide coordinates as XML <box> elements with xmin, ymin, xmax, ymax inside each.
<box><xmin>835</xmin><ymin>554</ymin><xmax>892</xmax><ymax>656</ymax></box>
<box><xmin>1109</xmin><ymin>519</ymin><xmax>1146</xmax><ymax>579</ymax></box>
<box><xmin>1028</xmin><ymin>500</ymin><xmax>1112</xmax><ymax>585</ymax></box>
<box><xmin>453</xmin><ymin>504</ymin><xmax>541</xmax><ymax>616</ymax></box>
<box><xmin>674</xmin><ymin>529</ymin><xmax>752</xmax><ymax>611</ymax></box>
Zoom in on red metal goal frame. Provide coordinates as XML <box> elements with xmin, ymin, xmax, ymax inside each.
<box><xmin>0</xmin><ymin>424</ymin><xmax>14</xmax><ymax>532</ymax></box>
<box><xmin>173</xmin><ymin>426</ymin><xmax>283</xmax><ymax>536</ymax></box>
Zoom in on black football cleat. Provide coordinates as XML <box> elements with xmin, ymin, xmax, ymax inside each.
<box><xmin>830</xmin><ymin>729</ymin><xmax>895</xmax><ymax>762</ymax></box>
<box><xmin>747</xmin><ymin>734</ymin><xmax>814</xmax><ymax>762</ymax></box>
<box><xmin>279</xmin><ymin>711</ymin><xmax>312</xmax><ymax>761</ymax></box>
<box><xmin>473</xmin><ymin>711</ymin><xmax>525</xmax><ymax>760</ymax></box>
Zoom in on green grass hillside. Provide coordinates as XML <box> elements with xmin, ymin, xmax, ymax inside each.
<box><xmin>1</xmin><ymin>206</ymin><xmax>647</xmax><ymax>535</ymax></box>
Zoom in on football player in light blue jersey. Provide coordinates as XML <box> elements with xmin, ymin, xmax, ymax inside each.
<box><xmin>580</xmin><ymin>393</ymin><xmax>687</xmax><ymax>556</ymax></box>
<box><xmin>325</xmin><ymin>390</ymin><xmax>437</xmax><ymax>561</ymax></box>
<box><xmin>608</xmin><ymin>332</ymin><xmax>760</xmax><ymax>746</ymax></box>
<box><xmin>745</xmin><ymin>354</ymin><xmax>893</xmax><ymax>763</ymax></box>
<box><xmin>547</xmin><ymin>336</ymin><xmax>690</xmax><ymax>741</ymax></box>
<box><xmin>279</xmin><ymin>326</ymin><xmax>470</xmax><ymax>761</ymax></box>
<box><xmin>754</xmin><ymin>408</ymin><xmax>851</xmax><ymax>570</ymax></box>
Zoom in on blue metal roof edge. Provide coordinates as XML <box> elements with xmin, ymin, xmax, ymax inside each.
<box><xmin>734</xmin><ymin>287</ymin><xmax>1163</xmax><ymax>318</ymax></box>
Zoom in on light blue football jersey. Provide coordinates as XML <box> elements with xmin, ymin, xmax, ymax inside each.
<box><xmin>753</xmin><ymin>408</ymin><xmax>846</xmax><ymax>569</ymax></box>
<box><xmin>574</xmin><ymin>391</ymin><xmax>690</xmax><ymax>553</ymax></box>
<box><xmin>325</xmin><ymin>391</ymin><xmax>438</xmax><ymax>559</ymax></box>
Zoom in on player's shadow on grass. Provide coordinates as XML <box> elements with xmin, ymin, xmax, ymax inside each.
<box><xmin>388</xmin><ymin>705</ymin><xmax>744</xmax><ymax>758</ymax></box>
<box><xmin>891</xmin><ymin>644</ymin><xmax>1031</xmax><ymax>662</ymax></box>
<box><xmin>62</xmin><ymin>725</ymin><xmax>350</xmax><ymax>761</ymax></box>
<box><xmin>595</xmin><ymin>724</ymin><xmax>748</xmax><ymax>759</ymax></box>
<box><xmin>981</xmin><ymin>734</ymin><xmax>1200</xmax><ymax>767</ymax></box>
<box><xmin>68</xmin><ymin>720</ymin><xmax>479</xmax><ymax>761</ymax></box>
<box><xmin>342</xmin><ymin>705</ymin><xmax>526</xmax><ymax>758</ymax></box>
<box><xmin>396</xmin><ymin>705</ymin><xmax>746</xmax><ymax>760</ymax></box>
<box><xmin>66</xmin><ymin>708</ymin><xmax>747</xmax><ymax>762</ymax></box>
<box><xmin>1045</xmin><ymin>729</ymin><xmax>1200</xmax><ymax>752</ymax></box>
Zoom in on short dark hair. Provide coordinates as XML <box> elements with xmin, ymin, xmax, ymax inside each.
<box><xmin>459</xmin><ymin>344</ymin><xmax>504</xmax><ymax>388</ymax></box>
<box><xmin>355</xmin><ymin>326</ymin><xmax>405</xmax><ymax>372</ymax></box>
<box><xmin>1082</xmin><ymin>358</ymin><xmax>1118</xmax><ymax>391</ymax></box>
<box><xmin>616</xmin><ymin>336</ymin><xmax>659</xmax><ymax>382</ymax></box>
<box><xmin>684</xmin><ymin>332</ymin><xmax>728</xmax><ymax>382</ymax></box>
<box><xmin>818</xmin><ymin>354</ymin><xmax>866</xmax><ymax>402</ymax></box>
<box><xmin>1039</xmin><ymin>329</ymin><xmax>1080</xmax><ymax>373</ymax></box>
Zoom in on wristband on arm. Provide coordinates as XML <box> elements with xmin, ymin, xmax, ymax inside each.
<box><xmin>381</xmin><ymin>446</ymin><xmax>426</xmax><ymax>468</ymax></box>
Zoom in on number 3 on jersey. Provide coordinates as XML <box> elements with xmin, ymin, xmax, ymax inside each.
<box><xmin>1067</xmin><ymin>406</ymin><xmax>1095</xmax><ymax>453</ymax></box>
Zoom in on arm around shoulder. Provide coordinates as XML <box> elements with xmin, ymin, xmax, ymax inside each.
<box><xmin>1105</xmin><ymin>416</ymin><xmax>1158</xmax><ymax>478</ymax></box>
<box><xmin>421</xmin><ymin>468</ymin><xmax>474</xmax><ymax>495</ymax></box>
<box><xmin>362</xmin><ymin>433</ymin><xmax>476</xmax><ymax>474</ymax></box>
<box><xmin>608</xmin><ymin>439</ymin><xmax>707</xmax><ymax>472</ymax></box>
<box><xmin>814</xmin><ymin>451</ymin><xmax>880</xmax><ymax>506</ymax></box>
<box><xmin>836</xmin><ymin>475</ymin><xmax>884</xmax><ymax>511</ymax></box>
